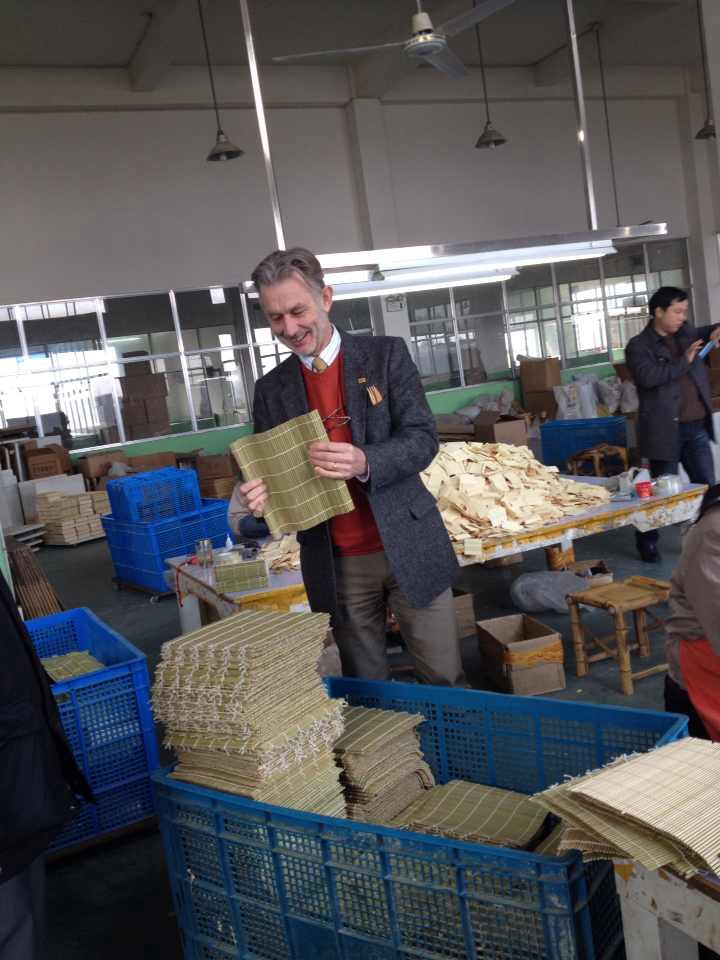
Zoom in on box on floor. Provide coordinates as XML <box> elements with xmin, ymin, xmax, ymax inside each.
<box><xmin>472</xmin><ymin>413</ymin><xmax>528</xmax><ymax>446</ymax></box>
<box><xmin>476</xmin><ymin>613</ymin><xmax>566</xmax><ymax>696</ymax></box>
<box><xmin>519</xmin><ymin>358</ymin><xmax>561</xmax><ymax>393</ymax></box>
<box><xmin>522</xmin><ymin>390</ymin><xmax>558</xmax><ymax>419</ymax></box>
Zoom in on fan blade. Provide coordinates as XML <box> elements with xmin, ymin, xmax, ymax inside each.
<box><xmin>273</xmin><ymin>41</ymin><xmax>404</xmax><ymax>63</ymax></box>
<box><xmin>436</xmin><ymin>0</ymin><xmax>516</xmax><ymax>39</ymax></box>
<box><xmin>422</xmin><ymin>44</ymin><xmax>467</xmax><ymax>78</ymax></box>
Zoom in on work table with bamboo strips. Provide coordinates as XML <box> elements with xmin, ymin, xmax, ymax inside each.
<box><xmin>453</xmin><ymin>484</ymin><xmax>705</xmax><ymax>566</ymax></box>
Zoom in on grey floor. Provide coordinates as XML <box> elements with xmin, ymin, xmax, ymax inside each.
<box><xmin>38</xmin><ymin>525</ymin><xmax>683</xmax><ymax>959</ymax></box>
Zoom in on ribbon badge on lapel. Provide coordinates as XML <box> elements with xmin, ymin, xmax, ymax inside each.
<box><xmin>357</xmin><ymin>376</ymin><xmax>382</xmax><ymax>405</ymax></box>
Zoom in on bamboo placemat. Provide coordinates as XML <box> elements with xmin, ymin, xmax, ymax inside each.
<box><xmin>391</xmin><ymin>780</ymin><xmax>548</xmax><ymax>848</ymax></box>
<box><xmin>230</xmin><ymin>410</ymin><xmax>354</xmax><ymax>535</ymax></box>
<box><xmin>41</xmin><ymin>650</ymin><xmax>105</xmax><ymax>682</ymax></box>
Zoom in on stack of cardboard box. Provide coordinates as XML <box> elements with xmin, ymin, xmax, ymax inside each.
<box><xmin>24</xmin><ymin>443</ymin><xmax>73</xmax><ymax>480</ymax></box>
<box><xmin>37</xmin><ymin>491</ymin><xmax>110</xmax><ymax>545</ymax></box>
<box><xmin>520</xmin><ymin>358</ymin><xmax>561</xmax><ymax>420</ymax></box>
<box><xmin>119</xmin><ymin>353</ymin><xmax>171</xmax><ymax>440</ymax></box>
<box><xmin>196</xmin><ymin>454</ymin><xmax>238</xmax><ymax>500</ymax></box>
<box><xmin>77</xmin><ymin>450</ymin><xmax>178</xmax><ymax>489</ymax></box>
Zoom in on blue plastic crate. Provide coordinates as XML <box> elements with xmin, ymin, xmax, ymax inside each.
<box><xmin>112</xmin><ymin>562</ymin><xmax>171</xmax><ymax>595</ymax></box>
<box><xmin>26</xmin><ymin>609</ymin><xmax>159</xmax><ymax>851</ymax></box>
<box><xmin>108</xmin><ymin>468</ymin><xmax>201</xmax><ymax>523</ymax></box>
<box><xmin>103</xmin><ymin>515</ymin><xmax>186</xmax><ymax>574</ymax></box>
<box><xmin>153</xmin><ymin>678</ymin><xmax>687</xmax><ymax>960</ymax></box>
<box><xmin>540</xmin><ymin>416</ymin><xmax>627</xmax><ymax>471</ymax></box>
<box><xmin>201</xmin><ymin>499</ymin><xmax>230</xmax><ymax>547</ymax></box>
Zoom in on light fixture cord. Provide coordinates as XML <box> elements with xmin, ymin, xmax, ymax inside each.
<box><xmin>697</xmin><ymin>0</ymin><xmax>712</xmax><ymax>122</ymax></box>
<box><xmin>473</xmin><ymin>0</ymin><xmax>491</xmax><ymax>124</ymax></box>
<box><xmin>197</xmin><ymin>0</ymin><xmax>223</xmax><ymax>132</ymax></box>
<box><xmin>594</xmin><ymin>24</ymin><xmax>620</xmax><ymax>225</ymax></box>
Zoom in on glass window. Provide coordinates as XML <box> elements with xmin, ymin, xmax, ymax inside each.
<box><xmin>18</xmin><ymin>301</ymin><xmax>104</xmax><ymax>371</ymax></box>
<box><xmin>556</xmin><ymin>258</ymin><xmax>603</xmax><ymax>304</ymax></box>
<box><xmin>28</xmin><ymin>365</ymin><xmax>114</xmax><ymax>449</ymax></box>
<box><xmin>175</xmin><ymin>287</ymin><xmax>249</xmax><ymax>349</ymax></box>
<box><xmin>102</xmin><ymin>294</ymin><xmax>179</xmax><ymax>357</ymax></box>
<box><xmin>330</xmin><ymin>297</ymin><xmax>372</xmax><ymax>333</ymax></box>
<box><xmin>647</xmin><ymin>239</ymin><xmax>689</xmax><ymax>293</ymax></box>
<box><xmin>406</xmin><ymin>289</ymin><xmax>460</xmax><ymax>389</ymax></box>
<box><xmin>185</xmin><ymin>346</ymin><xmax>252</xmax><ymax>428</ymax></box>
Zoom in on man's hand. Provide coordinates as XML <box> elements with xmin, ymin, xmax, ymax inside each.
<box><xmin>239</xmin><ymin>477</ymin><xmax>268</xmax><ymax>517</ymax></box>
<box><xmin>686</xmin><ymin>339</ymin><xmax>704</xmax><ymax>363</ymax></box>
<box><xmin>309</xmin><ymin>441</ymin><xmax>368</xmax><ymax>480</ymax></box>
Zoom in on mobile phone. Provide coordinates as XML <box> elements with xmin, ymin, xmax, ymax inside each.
<box><xmin>699</xmin><ymin>340</ymin><xmax>716</xmax><ymax>361</ymax></box>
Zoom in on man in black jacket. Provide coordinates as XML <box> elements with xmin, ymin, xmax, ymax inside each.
<box><xmin>626</xmin><ymin>286</ymin><xmax>720</xmax><ymax>561</ymax></box>
<box><xmin>0</xmin><ymin>572</ymin><xmax>91</xmax><ymax>958</ymax></box>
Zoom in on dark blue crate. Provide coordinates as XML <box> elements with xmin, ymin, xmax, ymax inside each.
<box><xmin>26</xmin><ymin>609</ymin><xmax>159</xmax><ymax>851</ymax></box>
<box><xmin>201</xmin><ymin>499</ymin><xmax>230</xmax><ymax>547</ymax></box>
<box><xmin>108</xmin><ymin>468</ymin><xmax>201</xmax><ymax>523</ymax></box>
<box><xmin>540</xmin><ymin>416</ymin><xmax>627</xmax><ymax>471</ymax></box>
<box><xmin>113</xmin><ymin>562</ymin><xmax>171</xmax><ymax>594</ymax></box>
<box><xmin>154</xmin><ymin>678</ymin><xmax>687</xmax><ymax>960</ymax></box>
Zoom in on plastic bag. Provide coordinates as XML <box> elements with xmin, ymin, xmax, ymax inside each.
<box><xmin>509</xmin><ymin>571</ymin><xmax>587</xmax><ymax>614</ymax></box>
<box><xmin>619</xmin><ymin>380</ymin><xmax>639</xmax><ymax>413</ymax></box>
<box><xmin>553</xmin><ymin>381</ymin><xmax>598</xmax><ymax>420</ymax></box>
<box><xmin>597</xmin><ymin>376</ymin><xmax>623</xmax><ymax>415</ymax></box>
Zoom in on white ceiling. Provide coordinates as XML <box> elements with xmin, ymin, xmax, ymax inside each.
<box><xmin>0</xmin><ymin>0</ymin><xmax>700</xmax><ymax>71</ymax></box>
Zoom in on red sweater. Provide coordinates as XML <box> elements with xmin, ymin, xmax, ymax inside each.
<box><xmin>301</xmin><ymin>354</ymin><xmax>383</xmax><ymax>557</ymax></box>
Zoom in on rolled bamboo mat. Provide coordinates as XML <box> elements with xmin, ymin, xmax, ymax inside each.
<box><xmin>8</xmin><ymin>538</ymin><xmax>63</xmax><ymax>619</ymax></box>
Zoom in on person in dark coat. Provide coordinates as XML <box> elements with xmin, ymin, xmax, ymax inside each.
<box><xmin>230</xmin><ymin>247</ymin><xmax>463</xmax><ymax>685</ymax></box>
<box><xmin>625</xmin><ymin>286</ymin><xmax>720</xmax><ymax>562</ymax></box>
<box><xmin>0</xmin><ymin>572</ymin><xmax>92</xmax><ymax>959</ymax></box>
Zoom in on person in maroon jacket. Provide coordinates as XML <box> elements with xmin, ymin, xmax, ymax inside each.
<box><xmin>0</xmin><ymin>572</ymin><xmax>92</xmax><ymax>959</ymax></box>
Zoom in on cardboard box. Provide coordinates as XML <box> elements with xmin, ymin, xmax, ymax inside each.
<box><xmin>25</xmin><ymin>444</ymin><xmax>72</xmax><ymax>480</ymax></box>
<box><xmin>473</xmin><ymin>413</ymin><xmax>528</xmax><ymax>446</ymax></box>
<box><xmin>121</xmin><ymin>398</ymin><xmax>148</xmax><ymax>427</ymax></box>
<box><xmin>519</xmin><ymin>357</ymin><xmax>561</xmax><ymax>393</ymax></box>
<box><xmin>144</xmin><ymin>397</ymin><xmax>170</xmax><ymax>422</ymax></box>
<box><xmin>77</xmin><ymin>451</ymin><xmax>128</xmax><ymax>480</ymax></box>
<box><xmin>453</xmin><ymin>593</ymin><xmax>477</xmax><ymax>638</ymax></box>
<box><xmin>118</xmin><ymin>373</ymin><xmax>168</xmax><ymax>399</ymax></box>
<box><xmin>522</xmin><ymin>390</ymin><xmax>558</xmax><ymax>419</ymax></box>
<box><xmin>708</xmin><ymin>368</ymin><xmax>720</xmax><ymax>396</ymax></box>
<box><xmin>127</xmin><ymin>452</ymin><xmax>177</xmax><ymax>472</ymax></box>
<box><xmin>613</xmin><ymin>362</ymin><xmax>634</xmax><ymax>383</ymax></box>
<box><xmin>122</xmin><ymin>351</ymin><xmax>153</xmax><ymax>377</ymax></box>
<box><xmin>200</xmin><ymin>477</ymin><xmax>237</xmax><ymax>500</ymax></box>
<box><xmin>196</xmin><ymin>454</ymin><xmax>238</xmax><ymax>480</ymax></box>
<box><xmin>476</xmin><ymin>614</ymin><xmax>566</xmax><ymax>696</ymax></box>
<box><xmin>127</xmin><ymin>421</ymin><xmax>171</xmax><ymax>440</ymax></box>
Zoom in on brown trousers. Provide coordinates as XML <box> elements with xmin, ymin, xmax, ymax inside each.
<box><xmin>332</xmin><ymin>551</ymin><xmax>464</xmax><ymax>685</ymax></box>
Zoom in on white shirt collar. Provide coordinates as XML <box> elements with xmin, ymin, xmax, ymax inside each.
<box><xmin>299</xmin><ymin>325</ymin><xmax>341</xmax><ymax>371</ymax></box>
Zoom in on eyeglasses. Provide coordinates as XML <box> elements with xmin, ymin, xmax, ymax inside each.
<box><xmin>322</xmin><ymin>406</ymin><xmax>351</xmax><ymax>432</ymax></box>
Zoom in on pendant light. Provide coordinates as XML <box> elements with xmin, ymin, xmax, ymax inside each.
<box><xmin>695</xmin><ymin>0</ymin><xmax>716</xmax><ymax>140</ymax></box>
<box><xmin>197</xmin><ymin>0</ymin><xmax>243</xmax><ymax>161</ymax></box>
<box><xmin>473</xmin><ymin>0</ymin><xmax>505</xmax><ymax>149</ymax></box>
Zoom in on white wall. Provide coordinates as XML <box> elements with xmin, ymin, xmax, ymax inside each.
<box><xmin>0</xmin><ymin>64</ymin><xmax>709</xmax><ymax>309</ymax></box>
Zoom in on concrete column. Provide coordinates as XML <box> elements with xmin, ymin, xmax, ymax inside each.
<box><xmin>345</xmin><ymin>98</ymin><xmax>400</xmax><ymax>249</ymax></box>
<box><xmin>677</xmin><ymin>71</ymin><xmax>720</xmax><ymax>324</ymax></box>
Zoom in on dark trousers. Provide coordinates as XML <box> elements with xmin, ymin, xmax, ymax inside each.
<box><xmin>663</xmin><ymin>674</ymin><xmax>710</xmax><ymax>740</ymax></box>
<box><xmin>637</xmin><ymin>419</ymin><xmax>715</xmax><ymax>552</ymax></box>
<box><xmin>0</xmin><ymin>856</ymin><xmax>46</xmax><ymax>960</ymax></box>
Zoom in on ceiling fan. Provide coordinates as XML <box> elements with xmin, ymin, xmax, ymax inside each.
<box><xmin>272</xmin><ymin>0</ymin><xmax>516</xmax><ymax>79</ymax></box>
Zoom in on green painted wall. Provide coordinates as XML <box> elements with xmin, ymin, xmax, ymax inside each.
<box><xmin>71</xmin><ymin>357</ymin><xmax>621</xmax><ymax>457</ymax></box>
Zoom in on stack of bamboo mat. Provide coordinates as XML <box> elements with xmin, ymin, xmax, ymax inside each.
<box><xmin>41</xmin><ymin>650</ymin><xmax>104</xmax><ymax>682</ymax></box>
<box><xmin>389</xmin><ymin>780</ymin><xmax>549</xmax><ymax>848</ymax></box>
<box><xmin>152</xmin><ymin>610</ymin><xmax>346</xmax><ymax>816</ymax></box>
<box><xmin>333</xmin><ymin>707</ymin><xmax>435</xmax><ymax>822</ymax></box>
<box><xmin>533</xmin><ymin>738</ymin><xmax>720</xmax><ymax>877</ymax></box>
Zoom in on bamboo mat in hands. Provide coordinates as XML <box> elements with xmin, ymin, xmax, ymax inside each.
<box><xmin>230</xmin><ymin>410</ymin><xmax>354</xmax><ymax>535</ymax></box>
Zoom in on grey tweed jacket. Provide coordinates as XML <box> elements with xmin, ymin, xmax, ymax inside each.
<box><xmin>250</xmin><ymin>330</ymin><xmax>459</xmax><ymax>617</ymax></box>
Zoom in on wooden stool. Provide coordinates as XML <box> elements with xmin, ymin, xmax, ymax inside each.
<box><xmin>567</xmin><ymin>576</ymin><xmax>670</xmax><ymax>695</ymax></box>
<box><xmin>567</xmin><ymin>443</ymin><xmax>628</xmax><ymax>477</ymax></box>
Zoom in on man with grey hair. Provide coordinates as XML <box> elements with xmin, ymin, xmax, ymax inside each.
<box><xmin>229</xmin><ymin>247</ymin><xmax>464</xmax><ymax>685</ymax></box>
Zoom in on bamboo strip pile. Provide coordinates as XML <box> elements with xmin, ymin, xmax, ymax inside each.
<box><xmin>533</xmin><ymin>738</ymin><xmax>720</xmax><ymax>877</ymax></box>
<box><xmin>152</xmin><ymin>610</ymin><xmax>346</xmax><ymax>815</ymax></box>
<box><xmin>8</xmin><ymin>540</ymin><xmax>63</xmax><ymax>618</ymax></box>
<box><xmin>258</xmin><ymin>534</ymin><xmax>301</xmax><ymax>571</ymax></box>
<box><xmin>333</xmin><ymin>706</ymin><xmax>434</xmax><ymax>823</ymax></box>
<box><xmin>231</xmin><ymin>411</ymin><xmax>354</xmax><ymax>536</ymax></box>
<box><xmin>37</xmin><ymin>491</ymin><xmax>109</xmax><ymax>545</ymax></box>
<box><xmin>422</xmin><ymin>442</ymin><xmax>611</xmax><ymax>560</ymax></box>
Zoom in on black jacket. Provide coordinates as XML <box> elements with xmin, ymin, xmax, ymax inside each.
<box><xmin>251</xmin><ymin>331</ymin><xmax>459</xmax><ymax>617</ymax></box>
<box><xmin>0</xmin><ymin>574</ymin><xmax>92</xmax><ymax>884</ymax></box>
<box><xmin>625</xmin><ymin>320</ymin><xmax>716</xmax><ymax>462</ymax></box>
